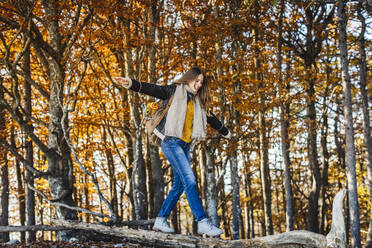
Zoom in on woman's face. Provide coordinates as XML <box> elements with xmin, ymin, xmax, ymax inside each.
<box><xmin>188</xmin><ymin>74</ymin><xmax>204</xmax><ymax>93</ymax></box>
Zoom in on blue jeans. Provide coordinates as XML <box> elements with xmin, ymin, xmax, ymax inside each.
<box><xmin>157</xmin><ymin>137</ymin><xmax>207</xmax><ymax>221</ymax></box>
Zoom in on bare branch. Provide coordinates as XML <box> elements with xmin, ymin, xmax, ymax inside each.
<box><xmin>0</xmin><ymin>140</ymin><xmax>48</xmax><ymax>179</ymax></box>
<box><xmin>61</xmin><ymin>107</ymin><xmax>118</xmax><ymax>222</ymax></box>
<box><xmin>62</xmin><ymin>6</ymin><xmax>93</xmax><ymax>56</ymax></box>
<box><xmin>0</xmin><ymin>95</ymin><xmax>54</xmax><ymax>158</ymax></box>
<box><xmin>28</xmin><ymin>184</ymin><xmax>113</xmax><ymax>220</ymax></box>
<box><xmin>15</xmin><ymin>69</ymin><xmax>50</xmax><ymax>99</ymax></box>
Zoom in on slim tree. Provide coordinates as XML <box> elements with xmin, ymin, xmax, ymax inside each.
<box><xmin>357</xmin><ymin>3</ymin><xmax>372</xmax><ymax>246</ymax></box>
<box><xmin>0</xmin><ymin>78</ymin><xmax>9</xmax><ymax>243</ymax></box>
<box><xmin>337</xmin><ymin>0</ymin><xmax>361</xmax><ymax>247</ymax></box>
<box><xmin>252</xmin><ymin>2</ymin><xmax>273</xmax><ymax>235</ymax></box>
<box><xmin>22</xmin><ymin>34</ymin><xmax>36</xmax><ymax>242</ymax></box>
<box><xmin>146</xmin><ymin>0</ymin><xmax>164</xmax><ymax>219</ymax></box>
<box><xmin>277</xmin><ymin>0</ymin><xmax>294</xmax><ymax>232</ymax></box>
<box><xmin>282</xmin><ymin>2</ymin><xmax>335</xmax><ymax>232</ymax></box>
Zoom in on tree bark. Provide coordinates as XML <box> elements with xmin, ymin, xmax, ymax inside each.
<box><xmin>51</xmin><ymin>191</ymin><xmax>346</xmax><ymax>248</ymax></box>
<box><xmin>337</xmin><ymin>1</ymin><xmax>361</xmax><ymax>247</ymax></box>
<box><xmin>52</xmin><ymin>219</ymin><xmax>269</xmax><ymax>248</ymax></box>
<box><xmin>132</xmin><ymin>132</ymin><xmax>148</xmax><ymax>221</ymax></box>
<box><xmin>320</xmin><ymin>67</ymin><xmax>330</xmax><ymax>235</ymax></box>
<box><xmin>253</xmin><ymin>22</ymin><xmax>273</xmax><ymax>236</ymax></box>
<box><xmin>277</xmin><ymin>0</ymin><xmax>294</xmax><ymax>232</ymax></box>
<box><xmin>104</xmin><ymin>131</ymin><xmax>119</xmax><ymax>217</ymax></box>
<box><xmin>114</xmin><ymin>43</ymin><xmax>135</xmax><ymax>220</ymax></box>
<box><xmin>230</xmin><ymin>154</ymin><xmax>242</xmax><ymax>240</ymax></box>
<box><xmin>304</xmin><ymin>64</ymin><xmax>322</xmax><ymax>234</ymax></box>
<box><xmin>37</xmin><ymin>1</ymin><xmax>84</xmax><ymax>240</ymax></box>
<box><xmin>203</xmin><ymin>145</ymin><xmax>219</xmax><ymax>228</ymax></box>
<box><xmin>15</xmin><ymin>152</ymin><xmax>25</xmax><ymax>242</ymax></box>
<box><xmin>2</xmin><ymin>188</ymin><xmax>347</xmax><ymax>247</ymax></box>
<box><xmin>0</xmin><ymin>81</ymin><xmax>9</xmax><ymax>243</ymax></box>
<box><xmin>22</xmin><ymin>36</ymin><xmax>36</xmax><ymax>242</ymax></box>
<box><xmin>146</xmin><ymin>0</ymin><xmax>164</xmax><ymax>219</ymax></box>
<box><xmin>357</xmin><ymin>3</ymin><xmax>372</xmax><ymax>247</ymax></box>
<box><xmin>282</xmin><ymin>2</ymin><xmax>335</xmax><ymax>233</ymax></box>
<box><xmin>121</xmin><ymin>19</ymin><xmax>148</xmax><ymax>220</ymax></box>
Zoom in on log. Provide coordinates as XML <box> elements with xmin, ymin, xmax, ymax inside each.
<box><xmin>0</xmin><ymin>225</ymin><xmax>67</xmax><ymax>232</ymax></box>
<box><xmin>0</xmin><ymin>220</ymin><xmax>154</xmax><ymax>233</ymax></box>
<box><xmin>107</xmin><ymin>219</ymin><xmax>155</xmax><ymax>227</ymax></box>
<box><xmin>256</xmin><ymin>230</ymin><xmax>326</xmax><ymax>248</ymax></box>
<box><xmin>49</xmin><ymin>189</ymin><xmax>346</xmax><ymax>247</ymax></box>
<box><xmin>0</xmin><ymin>190</ymin><xmax>347</xmax><ymax>247</ymax></box>
<box><xmin>52</xmin><ymin>219</ymin><xmax>267</xmax><ymax>248</ymax></box>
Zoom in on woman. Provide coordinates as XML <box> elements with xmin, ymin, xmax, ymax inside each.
<box><xmin>114</xmin><ymin>67</ymin><xmax>231</xmax><ymax>237</ymax></box>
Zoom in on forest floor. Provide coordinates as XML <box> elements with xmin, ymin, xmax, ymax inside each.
<box><xmin>0</xmin><ymin>241</ymin><xmax>153</xmax><ymax>248</ymax></box>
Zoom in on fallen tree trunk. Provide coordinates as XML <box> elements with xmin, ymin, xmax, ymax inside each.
<box><xmin>52</xmin><ymin>219</ymin><xmax>336</xmax><ymax>248</ymax></box>
<box><xmin>0</xmin><ymin>225</ymin><xmax>67</xmax><ymax>232</ymax></box>
<box><xmin>256</xmin><ymin>230</ymin><xmax>326</xmax><ymax>247</ymax></box>
<box><xmin>1</xmin><ymin>190</ymin><xmax>346</xmax><ymax>248</ymax></box>
<box><xmin>52</xmin><ymin>219</ymin><xmax>267</xmax><ymax>248</ymax></box>
<box><xmin>52</xmin><ymin>190</ymin><xmax>346</xmax><ymax>248</ymax></box>
<box><xmin>0</xmin><ymin>219</ymin><xmax>154</xmax><ymax>233</ymax></box>
<box><xmin>109</xmin><ymin>219</ymin><xmax>155</xmax><ymax>227</ymax></box>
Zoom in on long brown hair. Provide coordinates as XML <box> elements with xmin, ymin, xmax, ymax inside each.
<box><xmin>174</xmin><ymin>66</ymin><xmax>210</xmax><ymax>111</ymax></box>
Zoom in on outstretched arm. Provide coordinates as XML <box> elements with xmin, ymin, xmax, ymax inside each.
<box><xmin>113</xmin><ymin>77</ymin><xmax>175</xmax><ymax>100</ymax></box>
<box><xmin>207</xmin><ymin>112</ymin><xmax>231</xmax><ymax>138</ymax></box>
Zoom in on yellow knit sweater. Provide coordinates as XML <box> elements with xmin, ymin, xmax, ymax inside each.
<box><xmin>181</xmin><ymin>99</ymin><xmax>194</xmax><ymax>143</ymax></box>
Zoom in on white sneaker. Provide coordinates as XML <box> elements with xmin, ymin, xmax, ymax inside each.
<box><xmin>153</xmin><ymin>217</ymin><xmax>175</xmax><ymax>233</ymax></box>
<box><xmin>197</xmin><ymin>218</ymin><xmax>223</xmax><ymax>237</ymax></box>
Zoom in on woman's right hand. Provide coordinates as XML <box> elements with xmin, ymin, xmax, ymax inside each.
<box><xmin>113</xmin><ymin>77</ymin><xmax>132</xmax><ymax>88</ymax></box>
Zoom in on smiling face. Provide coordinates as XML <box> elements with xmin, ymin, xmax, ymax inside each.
<box><xmin>187</xmin><ymin>74</ymin><xmax>204</xmax><ymax>94</ymax></box>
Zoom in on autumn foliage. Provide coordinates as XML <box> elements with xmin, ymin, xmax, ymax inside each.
<box><xmin>0</xmin><ymin>0</ymin><xmax>371</xmax><ymax>246</ymax></box>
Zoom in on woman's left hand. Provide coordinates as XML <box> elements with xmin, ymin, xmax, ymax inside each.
<box><xmin>113</xmin><ymin>77</ymin><xmax>132</xmax><ymax>88</ymax></box>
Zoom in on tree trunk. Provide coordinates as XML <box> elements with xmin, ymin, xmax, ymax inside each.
<box><xmin>244</xmin><ymin>162</ymin><xmax>255</xmax><ymax>239</ymax></box>
<box><xmin>230</xmin><ymin>154</ymin><xmax>241</xmax><ymax>240</ymax></box>
<box><xmin>337</xmin><ymin>1</ymin><xmax>361</xmax><ymax>247</ymax></box>
<box><xmin>149</xmin><ymin>145</ymin><xmax>164</xmax><ymax>218</ymax></box>
<box><xmin>146</xmin><ymin>0</ymin><xmax>164</xmax><ymax>219</ymax></box>
<box><xmin>357</xmin><ymin>4</ymin><xmax>372</xmax><ymax>247</ymax></box>
<box><xmin>203</xmin><ymin>145</ymin><xmax>219</xmax><ymax>227</ymax></box>
<box><xmin>132</xmin><ymin>133</ymin><xmax>148</xmax><ymax>221</ymax></box>
<box><xmin>254</xmin><ymin>24</ymin><xmax>273</xmax><ymax>236</ymax></box>
<box><xmin>15</xmin><ymin>153</ymin><xmax>26</xmax><ymax>242</ymax></box>
<box><xmin>104</xmin><ymin>131</ymin><xmax>118</xmax><ymax>217</ymax></box>
<box><xmin>116</xmin><ymin>47</ymin><xmax>135</xmax><ymax>220</ymax></box>
<box><xmin>304</xmin><ymin>64</ymin><xmax>322</xmax><ymax>233</ymax></box>
<box><xmin>52</xmin><ymin>190</ymin><xmax>346</xmax><ymax>248</ymax></box>
<box><xmin>22</xmin><ymin>37</ymin><xmax>36</xmax><ymax>242</ymax></box>
<box><xmin>52</xmin><ymin>219</ymin><xmax>269</xmax><ymax>248</ymax></box>
<box><xmin>334</xmin><ymin>101</ymin><xmax>346</xmax><ymax>170</ymax></box>
<box><xmin>283</xmin><ymin>3</ymin><xmax>335</xmax><ymax>233</ymax></box>
<box><xmin>220</xmin><ymin>180</ymin><xmax>231</xmax><ymax>238</ymax></box>
<box><xmin>0</xmin><ymin>82</ymin><xmax>9</xmax><ymax>243</ymax></box>
<box><xmin>277</xmin><ymin>0</ymin><xmax>294</xmax><ymax>232</ymax></box>
<box><xmin>122</xmin><ymin>24</ymin><xmax>148</xmax><ymax>220</ymax></box>
<box><xmin>41</xmin><ymin>1</ymin><xmax>79</xmax><ymax>240</ymax></box>
<box><xmin>192</xmin><ymin>158</ymin><xmax>198</xmax><ymax>235</ymax></box>
<box><xmin>13</xmin><ymin>126</ymin><xmax>25</xmax><ymax>242</ymax></box>
<box><xmin>320</xmin><ymin>68</ymin><xmax>330</xmax><ymax>235</ymax></box>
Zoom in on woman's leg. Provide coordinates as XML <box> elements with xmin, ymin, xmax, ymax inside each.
<box><xmin>160</xmin><ymin>137</ymin><xmax>207</xmax><ymax>221</ymax></box>
<box><xmin>157</xmin><ymin>169</ymin><xmax>183</xmax><ymax>218</ymax></box>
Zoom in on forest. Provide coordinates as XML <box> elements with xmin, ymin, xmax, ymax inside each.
<box><xmin>0</xmin><ymin>0</ymin><xmax>371</xmax><ymax>247</ymax></box>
